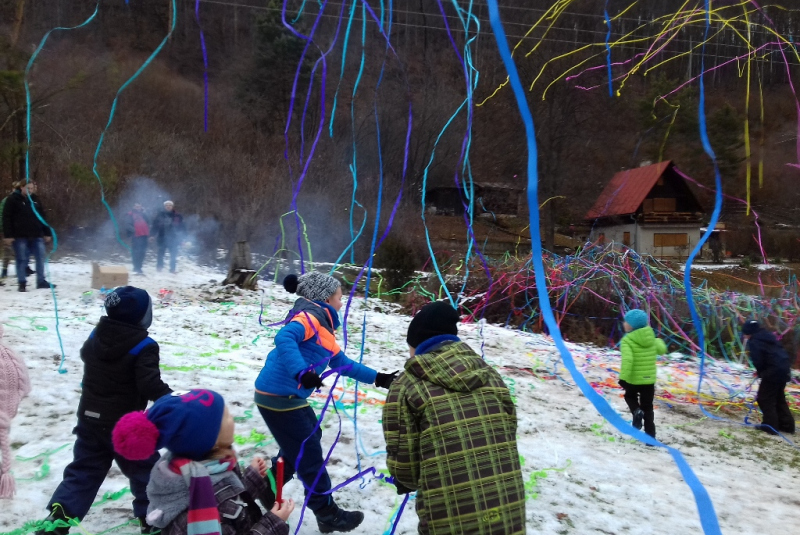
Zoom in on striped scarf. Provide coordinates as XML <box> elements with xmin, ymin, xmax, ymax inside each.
<box><xmin>169</xmin><ymin>457</ymin><xmax>235</xmax><ymax>535</ymax></box>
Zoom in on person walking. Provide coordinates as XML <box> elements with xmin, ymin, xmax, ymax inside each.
<box><xmin>742</xmin><ymin>320</ymin><xmax>795</xmax><ymax>435</ymax></box>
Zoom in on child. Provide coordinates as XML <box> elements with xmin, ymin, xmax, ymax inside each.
<box><xmin>254</xmin><ymin>272</ymin><xmax>397</xmax><ymax>533</ymax></box>
<box><xmin>0</xmin><ymin>324</ymin><xmax>31</xmax><ymax>498</ymax></box>
<box><xmin>742</xmin><ymin>320</ymin><xmax>795</xmax><ymax>435</ymax></box>
<box><xmin>37</xmin><ymin>286</ymin><xmax>172</xmax><ymax>534</ymax></box>
<box><xmin>113</xmin><ymin>389</ymin><xmax>295</xmax><ymax>535</ymax></box>
<box><xmin>618</xmin><ymin>308</ymin><xmax>666</xmax><ymax>438</ymax></box>
<box><xmin>383</xmin><ymin>301</ymin><xmax>526</xmax><ymax>535</ymax></box>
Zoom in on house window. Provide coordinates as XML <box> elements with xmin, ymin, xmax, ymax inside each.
<box><xmin>623</xmin><ymin>232</ymin><xmax>631</xmax><ymax>246</ymax></box>
<box><xmin>653</xmin><ymin>233</ymin><xmax>688</xmax><ymax>247</ymax></box>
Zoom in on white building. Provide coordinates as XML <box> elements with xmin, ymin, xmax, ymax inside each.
<box><xmin>585</xmin><ymin>161</ymin><xmax>704</xmax><ymax>259</ymax></box>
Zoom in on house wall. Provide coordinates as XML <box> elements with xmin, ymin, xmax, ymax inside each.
<box><xmin>590</xmin><ymin>223</ymin><xmax>702</xmax><ymax>259</ymax></box>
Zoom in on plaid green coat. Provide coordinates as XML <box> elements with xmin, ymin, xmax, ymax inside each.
<box><xmin>382</xmin><ymin>339</ymin><xmax>526</xmax><ymax>534</ymax></box>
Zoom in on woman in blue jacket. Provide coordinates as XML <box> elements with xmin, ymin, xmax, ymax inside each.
<box><xmin>255</xmin><ymin>271</ymin><xmax>397</xmax><ymax>533</ymax></box>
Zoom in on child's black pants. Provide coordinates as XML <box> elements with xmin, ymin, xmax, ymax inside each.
<box><xmin>757</xmin><ymin>380</ymin><xmax>795</xmax><ymax>434</ymax></box>
<box><xmin>620</xmin><ymin>381</ymin><xmax>656</xmax><ymax>438</ymax></box>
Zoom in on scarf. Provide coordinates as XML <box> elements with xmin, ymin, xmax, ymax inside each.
<box><xmin>146</xmin><ymin>453</ymin><xmax>240</xmax><ymax>531</ymax></box>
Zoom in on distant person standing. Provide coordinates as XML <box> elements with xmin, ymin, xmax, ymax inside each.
<box><xmin>0</xmin><ymin>183</ymin><xmax>14</xmax><ymax>284</ymax></box>
<box><xmin>125</xmin><ymin>203</ymin><xmax>150</xmax><ymax>275</ymax></box>
<box><xmin>1</xmin><ymin>181</ymin><xmax>54</xmax><ymax>292</ymax></box>
<box><xmin>151</xmin><ymin>200</ymin><xmax>183</xmax><ymax>274</ymax></box>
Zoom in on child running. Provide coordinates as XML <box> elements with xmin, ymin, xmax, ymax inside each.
<box><xmin>37</xmin><ymin>286</ymin><xmax>171</xmax><ymax>534</ymax></box>
<box><xmin>618</xmin><ymin>308</ymin><xmax>667</xmax><ymax>438</ymax></box>
<box><xmin>254</xmin><ymin>272</ymin><xmax>397</xmax><ymax>533</ymax></box>
<box><xmin>113</xmin><ymin>389</ymin><xmax>294</xmax><ymax>535</ymax></box>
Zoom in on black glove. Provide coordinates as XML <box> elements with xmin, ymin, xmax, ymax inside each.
<box><xmin>395</xmin><ymin>481</ymin><xmax>412</xmax><ymax>495</ymax></box>
<box><xmin>375</xmin><ymin>371</ymin><xmax>399</xmax><ymax>389</ymax></box>
<box><xmin>298</xmin><ymin>371</ymin><xmax>324</xmax><ymax>389</ymax></box>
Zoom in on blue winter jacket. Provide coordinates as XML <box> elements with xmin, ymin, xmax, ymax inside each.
<box><xmin>254</xmin><ymin>298</ymin><xmax>377</xmax><ymax>398</ymax></box>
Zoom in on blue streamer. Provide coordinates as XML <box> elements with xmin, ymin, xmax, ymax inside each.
<box><xmin>485</xmin><ymin>2</ymin><xmax>722</xmax><ymax>533</ymax></box>
<box><xmin>604</xmin><ymin>1</ymin><xmax>613</xmax><ymax>97</ymax></box>
<box><xmin>24</xmin><ymin>3</ymin><xmax>100</xmax><ymax>373</ymax></box>
<box><xmin>92</xmin><ymin>0</ymin><xmax>178</xmax><ymax>253</ymax></box>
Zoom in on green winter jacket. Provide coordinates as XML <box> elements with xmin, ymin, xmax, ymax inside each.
<box><xmin>382</xmin><ymin>338</ymin><xmax>526</xmax><ymax>535</ymax></box>
<box><xmin>619</xmin><ymin>326</ymin><xmax>667</xmax><ymax>385</ymax></box>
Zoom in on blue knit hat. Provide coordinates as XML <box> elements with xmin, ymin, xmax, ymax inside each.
<box><xmin>624</xmin><ymin>309</ymin><xmax>649</xmax><ymax>330</ymax></box>
<box><xmin>113</xmin><ymin>389</ymin><xmax>226</xmax><ymax>461</ymax></box>
<box><xmin>105</xmin><ymin>286</ymin><xmax>152</xmax><ymax>328</ymax></box>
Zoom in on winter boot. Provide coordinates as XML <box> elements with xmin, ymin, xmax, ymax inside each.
<box><xmin>34</xmin><ymin>506</ymin><xmax>72</xmax><ymax>535</ymax></box>
<box><xmin>632</xmin><ymin>409</ymin><xmax>644</xmax><ymax>430</ymax></box>
<box><xmin>315</xmin><ymin>503</ymin><xmax>365</xmax><ymax>533</ymax></box>
<box><xmin>37</xmin><ymin>280</ymin><xmax>55</xmax><ymax>289</ymax></box>
<box><xmin>137</xmin><ymin>517</ymin><xmax>160</xmax><ymax>535</ymax></box>
<box><xmin>18</xmin><ymin>281</ymin><xmax>26</xmax><ymax>292</ymax></box>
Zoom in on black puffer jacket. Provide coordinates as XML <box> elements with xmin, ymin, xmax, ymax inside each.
<box><xmin>747</xmin><ymin>329</ymin><xmax>793</xmax><ymax>383</ymax></box>
<box><xmin>1</xmin><ymin>191</ymin><xmax>52</xmax><ymax>239</ymax></box>
<box><xmin>77</xmin><ymin>316</ymin><xmax>172</xmax><ymax>426</ymax></box>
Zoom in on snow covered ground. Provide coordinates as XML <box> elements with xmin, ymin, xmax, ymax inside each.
<box><xmin>1</xmin><ymin>256</ymin><xmax>798</xmax><ymax>535</ymax></box>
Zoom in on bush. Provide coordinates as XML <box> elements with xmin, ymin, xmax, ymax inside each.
<box><xmin>374</xmin><ymin>237</ymin><xmax>418</xmax><ymax>296</ymax></box>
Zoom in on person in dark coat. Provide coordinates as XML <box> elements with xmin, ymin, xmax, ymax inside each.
<box><xmin>36</xmin><ymin>286</ymin><xmax>172</xmax><ymax>535</ymax></box>
<box><xmin>151</xmin><ymin>200</ymin><xmax>184</xmax><ymax>273</ymax></box>
<box><xmin>1</xmin><ymin>181</ymin><xmax>53</xmax><ymax>291</ymax></box>
<box><xmin>125</xmin><ymin>203</ymin><xmax>151</xmax><ymax>275</ymax></box>
<box><xmin>742</xmin><ymin>320</ymin><xmax>795</xmax><ymax>435</ymax></box>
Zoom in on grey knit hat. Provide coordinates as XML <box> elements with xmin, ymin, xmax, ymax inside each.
<box><xmin>283</xmin><ymin>272</ymin><xmax>341</xmax><ymax>302</ymax></box>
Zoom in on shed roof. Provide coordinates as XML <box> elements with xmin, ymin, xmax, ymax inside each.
<box><xmin>585</xmin><ymin>161</ymin><xmax>673</xmax><ymax>220</ymax></box>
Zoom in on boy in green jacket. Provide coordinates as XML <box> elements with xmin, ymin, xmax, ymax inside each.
<box><xmin>619</xmin><ymin>309</ymin><xmax>667</xmax><ymax>438</ymax></box>
<box><xmin>383</xmin><ymin>302</ymin><xmax>526</xmax><ymax>535</ymax></box>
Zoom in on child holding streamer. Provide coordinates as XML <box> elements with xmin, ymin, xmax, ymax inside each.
<box><xmin>618</xmin><ymin>309</ymin><xmax>667</xmax><ymax>438</ymax></box>
<box><xmin>254</xmin><ymin>271</ymin><xmax>398</xmax><ymax>533</ymax></box>
<box><xmin>113</xmin><ymin>389</ymin><xmax>294</xmax><ymax>535</ymax></box>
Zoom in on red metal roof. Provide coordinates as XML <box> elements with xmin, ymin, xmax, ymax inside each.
<box><xmin>585</xmin><ymin>161</ymin><xmax>673</xmax><ymax>220</ymax></box>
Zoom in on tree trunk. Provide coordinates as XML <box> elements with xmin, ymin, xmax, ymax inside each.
<box><xmin>223</xmin><ymin>241</ymin><xmax>258</xmax><ymax>289</ymax></box>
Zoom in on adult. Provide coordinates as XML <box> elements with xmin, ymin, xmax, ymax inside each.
<box><xmin>1</xmin><ymin>181</ymin><xmax>54</xmax><ymax>292</ymax></box>
<box><xmin>0</xmin><ymin>182</ymin><xmax>34</xmax><ymax>284</ymax></box>
<box><xmin>742</xmin><ymin>320</ymin><xmax>795</xmax><ymax>435</ymax></box>
<box><xmin>151</xmin><ymin>200</ymin><xmax>183</xmax><ymax>274</ymax></box>
<box><xmin>124</xmin><ymin>203</ymin><xmax>150</xmax><ymax>275</ymax></box>
<box><xmin>383</xmin><ymin>302</ymin><xmax>526</xmax><ymax>534</ymax></box>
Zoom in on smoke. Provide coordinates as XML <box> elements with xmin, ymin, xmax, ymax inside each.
<box><xmin>73</xmin><ymin>176</ymin><xmax>221</xmax><ymax>267</ymax></box>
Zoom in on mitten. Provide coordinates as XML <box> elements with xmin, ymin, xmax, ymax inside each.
<box><xmin>375</xmin><ymin>371</ymin><xmax>399</xmax><ymax>389</ymax></box>
<box><xmin>297</xmin><ymin>371</ymin><xmax>324</xmax><ymax>389</ymax></box>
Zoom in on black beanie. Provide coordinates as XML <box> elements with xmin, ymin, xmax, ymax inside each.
<box><xmin>406</xmin><ymin>301</ymin><xmax>460</xmax><ymax>348</ymax></box>
<box><xmin>742</xmin><ymin>319</ymin><xmax>760</xmax><ymax>336</ymax></box>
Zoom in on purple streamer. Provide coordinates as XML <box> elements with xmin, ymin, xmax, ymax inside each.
<box><xmin>194</xmin><ymin>0</ymin><xmax>209</xmax><ymax>132</ymax></box>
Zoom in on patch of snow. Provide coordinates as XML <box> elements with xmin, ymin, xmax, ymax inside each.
<box><xmin>0</xmin><ymin>256</ymin><xmax>797</xmax><ymax>534</ymax></box>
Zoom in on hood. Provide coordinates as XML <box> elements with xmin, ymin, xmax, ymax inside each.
<box><xmin>750</xmin><ymin>328</ymin><xmax>780</xmax><ymax>347</ymax></box>
<box><xmin>288</xmin><ymin>298</ymin><xmax>339</xmax><ymax>332</ymax></box>
<box><xmin>405</xmin><ymin>341</ymin><xmax>494</xmax><ymax>393</ymax></box>
<box><xmin>624</xmin><ymin>326</ymin><xmax>657</xmax><ymax>349</ymax></box>
<box><xmin>86</xmin><ymin>316</ymin><xmax>149</xmax><ymax>361</ymax></box>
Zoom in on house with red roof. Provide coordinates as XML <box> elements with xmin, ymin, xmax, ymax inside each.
<box><xmin>584</xmin><ymin>161</ymin><xmax>704</xmax><ymax>259</ymax></box>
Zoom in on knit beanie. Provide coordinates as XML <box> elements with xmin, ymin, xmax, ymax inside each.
<box><xmin>624</xmin><ymin>309</ymin><xmax>649</xmax><ymax>331</ymax></box>
<box><xmin>113</xmin><ymin>389</ymin><xmax>225</xmax><ymax>461</ymax></box>
<box><xmin>0</xmin><ymin>325</ymin><xmax>32</xmax><ymax>498</ymax></box>
<box><xmin>105</xmin><ymin>286</ymin><xmax>152</xmax><ymax>329</ymax></box>
<box><xmin>283</xmin><ymin>272</ymin><xmax>341</xmax><ymax>302</ymax></box>
<box><xmin>742</xmin><ymin>319</ymin><xmax>760</xmax><ymax>336</ymax></box>
<box><xmin>406</xmin><ymin>301</ymin><xmax>460</xmax><ymax>349</ymax></box>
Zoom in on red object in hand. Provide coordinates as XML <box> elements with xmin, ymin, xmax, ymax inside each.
<box><xmin>276</xmin><ymin>457</ymin><xmax>285</xmax><ymax>504</ymax></box>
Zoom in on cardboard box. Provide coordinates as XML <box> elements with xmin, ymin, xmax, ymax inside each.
<box><xmin>91</xmin><ymin>262</ymin><xmax>129</xmax><ymax>290</ymax></box>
